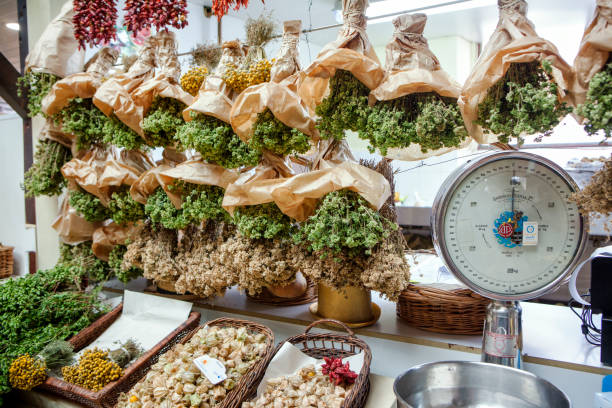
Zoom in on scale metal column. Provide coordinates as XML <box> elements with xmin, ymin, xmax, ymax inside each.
<box><xmin>432</xmin><ymin>151</ymin><xmax>588</xmax><ymax>368</ymax></box>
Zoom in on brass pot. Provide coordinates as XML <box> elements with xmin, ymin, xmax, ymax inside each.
<box><xmin>314</xmin><ymin>284</ymin><xmax>375</xmax><ymax>324</ymax></box>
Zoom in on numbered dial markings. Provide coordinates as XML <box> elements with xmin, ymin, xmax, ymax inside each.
<box><xmin>441</xmin><ymin>157</ymin><xmax>582</xmax><ymax>298</ymax></box>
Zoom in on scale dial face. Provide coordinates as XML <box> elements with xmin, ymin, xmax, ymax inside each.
<box><xmin>433</xmin><ymin>152</ymin><xmax>587</xmax><ymax>300</ymax></box>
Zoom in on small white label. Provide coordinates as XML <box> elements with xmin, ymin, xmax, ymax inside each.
<box><xmin>193</xmin><ymin>355</ymin><xmax>227</xmax><ymax>385</ymax></box>
<box><xmin>484</xmin><ymin>331</ymin><xmax>518</xmax><ymax>358</ymax></box>
<box><xmin>522</xmin><ymin>222</ymin><xmax>538</xmax><ymax>246</ymax></box>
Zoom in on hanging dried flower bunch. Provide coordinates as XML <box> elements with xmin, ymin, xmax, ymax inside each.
<box><xmin>234</xmin><ymin>203</ymin><xmax>296</xmax><ymax>241</ymax></box>
<box><xmin>58</xmin><ymin>241</ymin><xmax>112</xmax><ymax>283</ymax></box>
<box><xmin>177</xmin><ymin>113</ymin><xmax>261</xmax><ymax>168</ymax></box>
<box><xmin>249</xmin><ymin>109</ymin><xmax>311</xmax><ymax>156</ymax></box>
<box><xmin>475</xmin><ymin>60</ymin><xmax>572</xmax><ymax>144</ymax></box>
<box><xmin>223</xmin><ymin>59</ymin><xmax>273</xmax><ymax>94</ymax></box>
<box><xmin>56</xmin><ymin>97</ymin><xmax>110</xmax><ymax>150</ymax></box>
<box><xmin>18</xmin><ymin>72</ymin><xmax>59</xmax><ymax>118</ymax></box>
<box><xmin>69</xmin><ymin>189</ymin><xmax>111</xmax><ymax>223</ymax></box>
<box><xmin>108</xmin><ymin>244</ymin><xmax>143</xmax><ymax>284</ymax></box>
<box><xmin>72</xmin><ymin>0</ymin><xmax>118</xmax><ymax>49</ymax></box>
<box><xmin>180</xmin><ymin>66</ymin><xmax>209</xmax><ymax>96</ymax></box>
<box><xmin>142</xmin><ymin>97</ymin><xmax>187</xmax><ymax>147</ymax></box>
<box><xmin>576</xmin><ymin>61</ymin><xmax>612</xmax><ymax>138</ymax></box>
<box><xmin>191</xmin><ymin>43</ymin><xmax>223</xmax><ymax>69</ymax></box>
<box><xmin>108</xmin><ymin>187</ymin><xmax>146</xmax><ymax>226</ymax></box>
<box><xmin>23</xmin><ymin>139</ymin><xmax>71</xmax><ymax>198</ymax></box>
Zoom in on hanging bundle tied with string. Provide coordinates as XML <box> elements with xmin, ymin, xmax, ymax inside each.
<box><xmin>573</xmin><ymin>0</ymin><xmax>612</xmax><ymax>138</ymax></box>
<box><xmin>61</xmin><ymin>147</ymin><xmax>154</xmax><ymax>224</ymax></box>
<box><xmin>367</xmin><ymin>14</ymin><xmax>472</xmax><ymax>161</ymax></box>
<box><xmin>132</xmin><ymin>31</ymin><xmax>194</xmax><ymax>148</ymax></box>
<box><xmin>271</xmin><ymin>20</ymin><xmax>302</xmax><ymax>86</ymax></box>
<box><xmin>299</xmin><ymin>0</ymin><xmax>384</xmax><ymax>142</ymax></box>
<box><xmin>42</xmin><ymin>47</ymin><xmax>120</xmax><ymax>151</ymax></box>
<box><xmin>459</xmin><ymin>0</ymin><xmax>573</xmax><ymax>145</ymax></box>
<box><xmin>92</xmin><ymin>222</ymin><xmax>143</xmax><ymax>283</ymax></box>
<box><xmin>52</xmin><ymin>193</ymin><xmax>100</xmax><ymax>245</ymax></box>
<box><xmin>20</xmin><ymin>1</ymin><xmax>85</xmax><ymax>118</ymax></box>
<box><xmin>230</xmin><ymin>20</ymin><xmax>318</xmax><ymax>159</ymax></box>
<box><xmin>93</xmin><ymin>35</ymin><xmax>157</xmax><ymax>147</ymax></box>
<box><xmin>179</xmin><ymin>41</ymin><xmax>260</xmax><ymax>168</ymax></box>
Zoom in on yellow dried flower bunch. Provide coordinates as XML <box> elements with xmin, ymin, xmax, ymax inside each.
<box><xmin>180</xmin><ymin>66</ymin><xmax>209</xmax><ymax>96</ymax></box>
<box><xmin>9</xmin><ymin>354</ymin><xmax>47</xmax><ymax>391</ymax></box>
<box><xmin>61</xmin><ymin>348</ymin><xmax>123</xmax><ymax>391</ymax></box>
<box><xmin>223</xmin><ymin>59</ymin><xmax>274</xmax><ymax>94</ymax></box>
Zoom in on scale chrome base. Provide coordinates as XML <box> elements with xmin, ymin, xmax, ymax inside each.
<box><xmin>482</xmin><ymin>300</ymin><xmax>523</xmax><ymax>369</ymax></box>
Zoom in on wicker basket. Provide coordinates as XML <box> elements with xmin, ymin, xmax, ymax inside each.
<box><xmin>0</xmin><ymin>245</ymin><xmax>14</xmax><ymax>278</ymax></box>
<box><xmin>244</xmin><ymin>319</ymin><xmax>372</xmax><ymax>408</ymax></box>
<box><xmin>39</xmin><ymin>303</ymin><xmax>201</xmax><ymax>408</ymax></box>
<box><xmin>396</xmin><ymin>284</ymin><xmax>489</xmax><ymax>335</ymax></box>
<box><xmin>247</xmin><ymin>276</ymin><xmax>318</xmax><ymax>306</ymax></box>
<box><xmin>121</xmin><ymin>317</ymin><xmax>275</xmax><ymax>408</ymax></box>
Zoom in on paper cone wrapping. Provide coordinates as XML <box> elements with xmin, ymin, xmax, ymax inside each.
<box><xmin>183</xmin><ymin>41</ymin><xmax>246</xmax><ymax>122</ymax></box>
<box><xmin>132</xmin><ymin>31</ymin><xmax>194</xmax><ymax>119</ymax></box>
<box><xmin>52</xmin><ymin>193</ymin><xmax>99</xmax><ymax>244</ymax></box>
<box><xmin>42</xmin><ymin>47</ymin><xmax>120</xmax><ymax>117</ymax></box>
<box><xmin>298</xmin><ymin>0</ymin><xmax>384</xmax><ymax>111</ymax></box>
<box><xmin>61</xmin><ymin>147</ymin><xmax>155</xmax><ymax>206</ymax></box>
<box><xmin>40</xmin><ymin>117</ymin><xmax>74</xmax><ymax>148</ymax></box>
<box><xmin>130</xmin><ymin>159</ymin><xmax>239</xmax><ymax>209</ymax></box>
<box><xmin>93</xmin><ymin>35</ymin><xmax>157</xmax><ymax>136</ymax></box>
<box><xmin>572</xmin><ymin>0</ymin><xmax>612</xmax><ymax>108</ymax></box>
<box><xmin>459</xmin><ymin>0</ymin><xmax>573</xmax><ymax>144</ymax></box>
<box><xmin>92</xmin><ymin>222</ymin><xmax>141</xmax><ymax>261</ymax></box>
<box><xmin>25</xmin><ymin>1</ymin><xmax>84</xmax><ymax>77</ymax></box>
<box><xmin>368</xmin><ymin>14</ymin><xmax>473</xmax><ymax>161</ymax></box>
<box><xmin>270</xmin><ymin>20</ymin><xmax>302</xmax><ymax>84</ymax></box>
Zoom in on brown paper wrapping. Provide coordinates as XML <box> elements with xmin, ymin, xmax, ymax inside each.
<box><xmin>459</xmin><ymin>0</ymin><xmax>574</xmax><ymax>144</ymax></box>
<box><xmin>572</xmin><ymin>0</ymin><xmax>612</xmax><ymax>107</ymax></box>
<box><xmin>270</xmin><ymin>20</ymin><xmax>302</xmax><ymax>84</ymax></box>
<box><xmin>230</xmin><ymin>81</ymin><xmax>319</xmax><ymax>144</ymax></box>
<box><xmin>368</xmin><ymin>14</ymin><xmax>473</xmax><ymax>161</ymax></box>
<box><xmin>42</xmin><ymin>47</ymin><xmax>120</xmax><ymax>117</ymax></box>
<box><xmin>25</xmin><ymin>1</ymin><xmax>85</xmax><ymax>77</ymax></box>
<box><xmin>61</xmin><ymin>147</ymin><xmax>155</xmax><ymax>206</ymax></box>
<box><xmin>132</xmin><ymin>31</ymin><xmax>194</xmax><ymax>118</ymax></box>
<box><xmin>183</xmin><ymin>41</ymin><xmax>246</xmax><ymax>122</ymax></box>
<box><xmin>298</xmin><ymin>0</ymin><xmax>384</xmax><ymax>111</ymax></box>
<box><xmin>130</xmin><ymin>160</ymin><xmax>239</xmax><ymax>209</ymax></box>
<box><xmin>40</xmin><ymin>117</ymin><xmax>74</xmax><ymax>148</ymax></box>
<box><xmin>93</xmin><ymin>35</ymin><xmax>157</xmax><ymax>136</ymax></box>
<box><xmin>92</xmin><ymin>222</ymin><xmax>141</xmax><ymax>261</ymax></box>
<box><xmin>52</xmin><ymin>193</ymin><xmax>99</xmax><ymax>244</ymax></box>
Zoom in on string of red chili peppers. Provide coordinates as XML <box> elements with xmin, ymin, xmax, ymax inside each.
<box><xmin>73</xmin><ymin>0</ymin><xmax>189</xmax><ymax>49</ymax></box>
<box><xmin>212</xmin><ymin>0</ymin><xmax>264</xmax><ymax>20</ymax></box>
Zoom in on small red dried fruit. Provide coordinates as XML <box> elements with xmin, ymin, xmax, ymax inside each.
<box><xmin>124</xmin><ymin>0</ymin><xmax>188</xmax><ymax>34</ymax></box>
<box><xmin>73</xmin><ymin>0</ymin><xmax>118</xmax><ymax>50</ymax></box>
<box><xmin>321</xmin><ymin>357</ymin><xmax>358</xmax><ymax>386</ymax></box>
<box><xmin>212</xmin><ymin>0</ymin><xmax>264</xmax><ymax>20</ymax></box>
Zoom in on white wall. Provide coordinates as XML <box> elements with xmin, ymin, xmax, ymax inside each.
<box><xmin>0</xmin><ymin>114</ymin><xmax>36</xmax><ymax>276</ymax></box>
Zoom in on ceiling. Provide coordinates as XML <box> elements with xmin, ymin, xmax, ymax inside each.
<box><xmin>0</xmin><ymin>0</ymin><xmax>20</xmax><ymax>71</ymax></box>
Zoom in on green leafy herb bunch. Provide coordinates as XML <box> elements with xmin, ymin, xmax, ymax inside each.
<box><xmin>17</xmin><ymin>72</ymin><xmax>59</xmax><ymax>117</ymax></box>
<box><xmin>58</xmin><ymin>241</ymin><xmax>111</xmax><ymax>283</ymax></box>
<box><xmin>475</xmin><ymin>60</ymin><xmax>572</xmax><ymax>144</ymax></box>
<box><xmin>576</xmin><ymin>61</ymin><xmax>612</xmax><ymax>138</ymax></box>
<box><xmin>23</xmin><ymin>139</ymin><xmax>72</xmax><ymax>197</ymax></box>
<box><xmin>108</xmin><ymin>186</ymin><xmax>145</xmax><ymax>225</ymax></box>
<box><xmin>250</xmin><ymin>109</ymin><xmax>311</xmax><ymax>156</ymax></box>
<box><xmin>142</xmin><ymin>97</ymin><xmax>187</xmax><ymax>147</ymax></box>
<box><xmin>69</xmin><ymin>189</ymin><xmax>110</xmax><ymax>223</ymax></box>
<box><xmin>233</xmin><ymin>202</ymin><xmax>295</xmax><ymax>240</ymax></box>
<box><xmin>55</xmin><ymin>98</ymin><xmax>109</xmax><ymax>150</ymax></box>
<box><xmin>108</xmin><ymin>244</ymin><xmax>143</xmax><ymax>284</ymax></box>
<box><xmin>177</xmin><ymin>112</ymin><xmax>260</xmax><ymax>168</ymax></box>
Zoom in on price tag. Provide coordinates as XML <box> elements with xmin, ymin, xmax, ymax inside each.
<box><xmin>522</xmin><ymin>222</ymin><xmax>538</xmax><ymax>246</ymax></box>
<box><xmin>193</xmin><ymin>355</ymin><xmax>227</xmax><ymax>385</ymax></box>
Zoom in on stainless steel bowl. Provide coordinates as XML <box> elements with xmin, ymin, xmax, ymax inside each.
<box><xmin>394</xmin><ymin>361</ymin><xmax>570</xmax><ymax>408</ymax></box>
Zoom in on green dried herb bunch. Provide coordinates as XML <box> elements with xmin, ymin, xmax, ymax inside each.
<box><xmin>56</xmin><ymin>98</ymin><xmax>109</xmax><ymax>150</ymax></box>
<box><xmin>571</xmin><ymin>156</ymin><xmax>612</xmax><ymax>217</ymax></box>
<box><xmin>145</xmin><ymin>182</ymin><xmax>230</xmax><ymax>229</ymax></box>
<box><xmin>315</xmin><ymin>69</ymin><xmax>370</xmax><ymax>140</ymax></box>
<box><xmin>108</xmin><ymin>244</ymin><xmax>143</xmax><ymax>284</ymax></box>
<box><xmin>250</xmin><ymin>109</ymin><xmax>311</xmax><ymax>156</ymax></box>
<box><xmin>362</xmin><ymin>93</ymin><xmax>468</xmax><ymax>155</ymax></box>
<box><xmin>475</xmin><ymin>60</ymin><xmax>572</xmax><ymax>144</ymax></box>
<box><xmin>296</xmin><ymin>190</ymin><xmax>397</xmax><ymax>258</ymax></box>
<box><xmin>177</xmin><ymin>112</ymin><xmax>260</xmax><ymax>168</ymax></box>
<box><xmin>58</xmin><ymin>241</ymin><xmax>111</xmax><ymax>283</ymax></box>
<box><xmin>102</xmin><ymin>114</ymin><xmax>146</xmax><ymax>151</ymax></box>
<box><xmin>69</xmin><ymin>189</ymin><xmax>111</xmax><ymax>223</ymax></box>
<box><xmin>233</xmin><ymin>202</ymin><xmax>296</xmax><ymax>240</ymax></box>
<box><xmin>23</xmin><ymin>139</ymin><xmax>72</xmax><ymax>197</ymax></box>
<box><xmin>108</xmin><ymin>186</ymin><xmax>145</xmax><ymax>225</ymax></box>
<box><xmin>17</xmin><ymin>72</ymin><xmax>59</xmax><ymax>117</ymax></box>
<box><xmin>576</xmin><ymin>61</ymin><xmax>612</xmax><ymax>138</ymax></box>
<box><xmin>191</xmin><ymin>43</ymin><xmax>222</xmax><ymax>69</ymax></box>
<box><xmin>142</xmin><ymin>97</ymin><xmax>187</xmax><ymax>147</ymax></box>
<box><xmin>0</xmin><ymin>266</ymin><xmax>107</xmax><ymax>402</ymax></box>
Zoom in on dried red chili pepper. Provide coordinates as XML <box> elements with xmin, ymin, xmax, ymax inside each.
<box><xmin>73</xmin><ymin>0</ymin><xmax>118</xmax><ymax>50</ymax></box>
<box><xmin>212</xmin><ymin>0</ymin><xmax>264</xmax><ymax>20</ymax></box>
<box><xmin>124</xmin><ymin>0</ymin><xmax>153</xmax><ymax>35</ymax></box>
<box><xmin>124</xmin><ymin>0</ymin><xmax>188</xmax><ymax>34</ymax></box>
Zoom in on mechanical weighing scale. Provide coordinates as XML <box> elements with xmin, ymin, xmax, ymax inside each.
<box><xmin>432</xmin><ymin>151</ymin><xmax>588</xmax><ymax>368</ymax></box>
